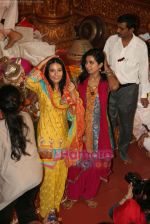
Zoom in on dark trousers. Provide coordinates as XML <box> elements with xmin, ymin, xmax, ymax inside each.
<box><xmin>0</xmin><ymin>185</ymin><xmax>40</xmax><ymax>224</ymax></box>
<box><xmin>108</xmin><ymin>84</ymin><xmax>139</xmax><ymax>160</ymax></box>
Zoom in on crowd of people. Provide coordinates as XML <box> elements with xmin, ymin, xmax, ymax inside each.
<box><xmin>0</xmin><ymin>1</ymin><xmax>150</xmax><ymax>223</ymax></box>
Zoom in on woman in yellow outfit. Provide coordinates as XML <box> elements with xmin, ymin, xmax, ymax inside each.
<box><xmin>26</xmin><ymin>56</ymin><xmax>84</xmax><ymax>220</ymax></box>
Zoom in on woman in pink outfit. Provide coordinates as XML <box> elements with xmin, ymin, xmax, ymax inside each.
<box><xmin>63</xmin><ymin>48</ymin><xmax>114</xmax><ymax>209</ymax></box>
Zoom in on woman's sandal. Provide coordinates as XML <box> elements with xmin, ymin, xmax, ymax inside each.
<box><xmin>85</xmin><ymin>199</ymin><xmax>98</xmax><ymax>208</ymax></box>
<box><xmin>62</xmin><ymin>199</ymin><xmax>77</xmax><ymax>209</ymax></box>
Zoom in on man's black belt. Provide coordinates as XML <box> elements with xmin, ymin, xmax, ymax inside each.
<box><xmin>119</xmin><ymin>83</ymin><xmax>136</xmax><ymax>88</ymax></box>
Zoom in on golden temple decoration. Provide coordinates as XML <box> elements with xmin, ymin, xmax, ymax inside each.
<box><xmin>18</xmin><ymin>0</ymin><xmax>150</xmax><ymax>49</ymax></box>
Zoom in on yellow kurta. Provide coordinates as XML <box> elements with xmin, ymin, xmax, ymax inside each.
<box><xmin>26</xmin><ymin>72</ymin><xmax>69</xmax><ymax>217</ymax></box>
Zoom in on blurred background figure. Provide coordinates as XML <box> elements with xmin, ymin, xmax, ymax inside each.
<box><xmin>0</xmin><ymin>85</ymin><xmax>43</xmax><ymax>224</ymax></box>
<box><xmin>0</xmin><ymin>0</ymin><xmax>22</xmax><ymax>49</ymax></box>
<box><xmin>109</xmin><ymin>172</ymin><xmax>150</xmax><ymax>224</ymax></box>
<box><xmin>139</xmin><ymin>21</ymin><xmax>150</xmax><ymax>44</ymax></box>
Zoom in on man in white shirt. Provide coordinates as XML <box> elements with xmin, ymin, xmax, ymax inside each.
<box><xmin>104</xmin><ymin>14</ymin><xmax>149</xmax><ymax>163</ymax></box>
<box><xmin>0</xmin><ymin>0</ymin><xmax>22</xmax><ymax>49</ymax></box>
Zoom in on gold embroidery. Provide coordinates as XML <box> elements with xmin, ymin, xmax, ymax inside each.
<box><xmin>85</xmin><ymin>86</ymin><xmax>98</xmax><ymax>152</ymax></box>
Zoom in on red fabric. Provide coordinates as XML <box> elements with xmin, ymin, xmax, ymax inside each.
<box><xmin>17</xmin><ymin>17</ymin><xmax>37</xmax><ymax>31</ymax></box>
<box><xmin>67</xmin><ymin>162</ymin><xmax>110</xmax><ymax>200</ymax></box>
<box><xmin>113</xmin><ymin>199</ymin><xmax>146</xmax><ymax>224</ymax></box>
<box><xmin>66</xmin><ymin>78</ymin><xmax>113</xmax><ymax>200</ymax></box>
<box><xmin>78</xmin><ymin>77</ymin><xmax>113</xmax><ymax>158</ymax></box>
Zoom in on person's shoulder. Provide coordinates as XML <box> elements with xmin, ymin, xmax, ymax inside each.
<box><xmin>134</xmin><ymin>35</ymin><xmax>147</xmax><ymax>48</ymax></box>
<box><xmin>20</xmin><ymin>110</ymin><xmax>30</xmax><ymax>117</ymax></box>
<box><xmin>20</xmin><ymin>111</ymin><xmax>33</xmax><ymax>123</ymax></box>
<box><xmin>106</xmin><ymin>34</ymin><xmax>119</xmax><ymax>42</ymax></box>
<box><xmin>0</xmin><ymin>119</ymin><xmax>6</xmax><ymax>132</ymax></box>
<box><xmin>124</xmin><ymin>198</ymin><xmax>143</xmax><ymax>212</ymax></box>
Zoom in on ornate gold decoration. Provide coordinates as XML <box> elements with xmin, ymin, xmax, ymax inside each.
<box><xmin>33</xmin><ymin>0</ymin><xmax>71</xmax><ymax>24</ymax></box>
<box><xmin>32</xmin><ymin>17</ymin><xmax>76</xmax><ymax>49</ymax></box>
<box><xmin>18</xmin><ymin>0</ymin><xmax>150</xmax><ymax>49</ymax></box>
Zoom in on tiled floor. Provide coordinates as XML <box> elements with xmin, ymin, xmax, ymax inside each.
<box><xmin>60</xmin><ymin>142</ymin><xmax>150</xmax><ymax>224</ymax></box>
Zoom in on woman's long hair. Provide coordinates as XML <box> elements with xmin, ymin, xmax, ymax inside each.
<box><xmin>0</xmin><ymin>85</ymin><xmax>29</xmax><ymax>161</ymax></box>
<box><xmin>44</xmin><ymin>57</ymin><xmax>66</xmax><ymax>95</ymax></box>
<box><xmin>78</xmin><ymin>48</ymin><xmax>107</xmax><ymax>83</ymax></box>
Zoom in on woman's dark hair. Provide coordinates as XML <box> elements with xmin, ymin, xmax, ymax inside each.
<box><xmin>117</xmin><ymin>14</ymin><xmax>139</xmax><ymax>30</ymax></box>
<box><xmin>78</xmin><ymin>48</ymin><xmax>106</xmax><ymax>83</ymax></box>
<box><xmin>44</xmin><ymin>57</ymin><xmax>66</xmax><ymax>95</ymax></box>
<box><xmin>0</xmin><ymin>85</ymin><xmax>29</xmax><ymax>161</ymax></box>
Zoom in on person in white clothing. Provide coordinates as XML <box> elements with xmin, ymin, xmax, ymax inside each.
<box><xmin>0</xmin><ymin>0</ymin><xmax>22</xmax><ymax>49</ymax></box>
<box><xmin>134</xmin><ymin>107</ymin><xmax>150</xmax><ymax>158</ymax></box>
<box><xmin>0</xmin><ymin>85</ymin><xmax>43</xmax><ymax>224</ymax></box>
<box><xmin>133</xmin><ymin>93</ymin><xmax>150</xmax><ymax>157</ymax></box>
<box><xmin>104</xmin><ymin>14</ymin><xmax>149</xmax><ymax>163</ymax></box>
<box><xmin>133</xmin><ymin>48</ymin><xmax>150</xmax><ymax>157</ymax></box>
<box><xmin>139</xmin><ymin>21</ymin><xmax>150</xmax><ymax>44</ymax></box>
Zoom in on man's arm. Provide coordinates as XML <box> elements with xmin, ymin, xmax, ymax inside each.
<box><xmin>104</xmin><ymin>58</ymin><xmax>119</xmax><ymax>91</ymax></box>
<box><xmin>104</xmin><ymin>39</ymin><xmax>119</xmax><ymax>91</ymax></box>
<box><xmin>138</xmin><ymin>43</ymin><xmax>149</xmax><ymax>107</ymax></box>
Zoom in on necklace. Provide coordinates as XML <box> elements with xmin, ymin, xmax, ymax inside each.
<box><xmin>88</xmin><ymin>75</ymin><xmax>100</xmax><ymax>96</ymax></box>
<box><xmin>88</xmin><ymin>86</ymin><xmax>97</xmax><ymax>96</ymax></box>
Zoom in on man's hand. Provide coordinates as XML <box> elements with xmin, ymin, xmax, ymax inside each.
<box><xmin>104</xmin><ymin>57</ymin><xmax>119</xmax><ymax>91</ymax></box>
<box><xmin>141</xmin><ymin>97</ymin><xmax>149</xmax><ymax>108</ymax></box>
<box><xmin>107</xmin><ymin>75</ymin><xmax>120</xmax><ymax>91</ymax></box>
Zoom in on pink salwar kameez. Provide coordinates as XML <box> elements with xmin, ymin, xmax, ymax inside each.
<box><xmin>66</xmin><ymin>77</ymin><xmax>113</xmax><ymax>200</ymax></box>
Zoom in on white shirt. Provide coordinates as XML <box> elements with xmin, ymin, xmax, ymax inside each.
<box><xmin>143</xmin><ymin>136</ymin><xmax>150</xmax><ymax>152</ymax></box>
<box><xmin>0</xmin><ymin>111</ymin><xmax>43</xmax><ymax>210</ymax></box>
<box><xmin>104</xmin><ymin>34</ymin><xmax>149</xmax><ymax>98</ymax></box>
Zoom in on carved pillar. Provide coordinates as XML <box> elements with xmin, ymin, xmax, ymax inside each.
<box><xmin>29</xmin><ymin>0</ymin><xmax>76</xmax><ymax>49</ymax></box>
<box><xmin>18</xmin><ymin>0</ymin><xmax>34</xmax><ymax>16</ymax></box>
<box><xmin>19</xmin><ymin>0</ymin><xmax>150</xmax><ymax>49</ymax></box>
<box><xmin>33</xmin><ymin>0</ymin><xmax>72</xmax><ymax>24</ymax></box>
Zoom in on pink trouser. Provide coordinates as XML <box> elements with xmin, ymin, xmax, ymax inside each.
<box><xmin>67</xmin><ymin>161</ymin><xmax>111</xmax><ymax>200</ymax></box>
